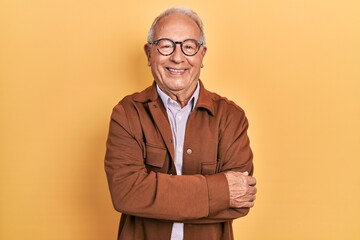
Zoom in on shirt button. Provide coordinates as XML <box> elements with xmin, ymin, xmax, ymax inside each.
<box><xmin>186</xmin><ymin>148</ymin><xmax>192</xmax><ymax>154</ymax></box>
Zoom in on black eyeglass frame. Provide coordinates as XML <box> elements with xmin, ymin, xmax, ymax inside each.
<box><xmin>149</xmin><ymin>38</ymin><xmax>204</xmax><ymax>56</ymax></box>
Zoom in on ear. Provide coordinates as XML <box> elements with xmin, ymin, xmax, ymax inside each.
<box><xmin>144</xmin><ymin>43</ymin><xmax>152</xmax><ymax>66</ymax></box>
<box><xmin>200</xmin><ymin>46</ymin><xmax>207</xmax><ymax>68</ymax></box>
<box><xmin>200</xmin><ymin>45</ymin><xmax>207</xmax><ymax>59</ymax></box>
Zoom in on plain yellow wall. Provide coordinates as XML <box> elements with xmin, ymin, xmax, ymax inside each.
<box><xmin>1</xmin><ymin>0</ymin><xmax>359</xmax><ymax>239</ymax></box>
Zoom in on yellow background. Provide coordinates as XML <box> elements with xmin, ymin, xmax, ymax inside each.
<box><xmin>1</xmin><ymin>0</ymin><xmax>359</xmax><ymax>239</ymax></box>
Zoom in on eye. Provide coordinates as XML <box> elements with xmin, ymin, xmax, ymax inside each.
<box><xmin>184</xmin><ymin>44</ymin><xmax>195</xmax><ymax>50</ymax></box>
<box><xmin>183</xmin><ymin>40</ymin><xmax>198</xmax><ymax>51</ymax></box>
<box><xmin>157</xmin><ymin>39</ymin><xmax>173</xmax><ymax>49</ymax></box>
<box><xmin>183</xmin><ymin>42</ymin><xmax>198</xmax><ymax>54</ymax></box>
<box><xmin>160</xmin><ymin>44</ymin><xmax>172</xmax><ymax>49</ymax></box>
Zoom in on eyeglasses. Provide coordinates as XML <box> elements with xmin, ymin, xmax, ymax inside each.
<box><xmin>150</xmin><ymin>38</ymin><xmax>204</xmax><ymax>56</ymax></box>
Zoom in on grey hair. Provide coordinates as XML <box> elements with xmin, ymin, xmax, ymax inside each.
<box><xmin>147</xmin><ymin>7</ymin><xmax>206</xmax><ymax>44</ymax></box>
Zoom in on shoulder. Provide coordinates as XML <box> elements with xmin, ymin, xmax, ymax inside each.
<box><xmin>109</xmin><ymin>91</ymin><xmax>146</xmax><ymax>138</ymax></box>
<box><xmin>203</xmin><ymin>88</ymin><xmax>246</xmax><ymax>119</ymax></box>
<box><xmin>110</xmin><ymin>89</ymin><xmax>144</xmax><ymax>123</ymax></box>
<box><xmin>111</xmin><ymin>93</ymin><xmax>137</xmax><ymax>116</ymax></box>
<box><xmin>114</xmin><ymin>84</ymin><xmax>154</xmax><ymax>112</ymax></box>
<box><xmin>203</xmin><ymin>90</ymin><xmax>250</xmax><ymax>136</ymax></box>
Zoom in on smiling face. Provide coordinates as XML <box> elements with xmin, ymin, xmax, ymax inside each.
<box><xmin>144</xmin><ymin>13</ymin><xmax>207</xmax><ymax>104</ymax></box>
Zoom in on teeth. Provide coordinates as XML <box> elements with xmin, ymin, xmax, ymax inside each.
<box><xmin>168</xmin><ymin>68</ymin><xmax>185</xmax><ymax>73</ymax></box>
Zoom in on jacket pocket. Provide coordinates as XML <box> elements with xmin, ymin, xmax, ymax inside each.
<box><xmin>201</xmin><ymin>161</ymin><xmax>218</xmax><ymax>175</ymax></box>
<box><xmin>145</xmin><ymin>144</ymin><xmax>167</xmax><ymax>168</ymax></box>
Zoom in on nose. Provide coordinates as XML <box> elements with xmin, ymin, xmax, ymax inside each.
<box><xmin>169</xmin><ymin>44</ymin><xmax>185</xmax><ymax>63</ymax></box>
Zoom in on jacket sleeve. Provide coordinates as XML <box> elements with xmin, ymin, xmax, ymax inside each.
<box><xmin>183</xmin><ymin>106</ymin><xmax>254</xmax><ymax>224</ymax></box>
<box><xmin>105</xmin><ymin>103</ymin><xmax>232</xmax><ymax>221</ymax></box>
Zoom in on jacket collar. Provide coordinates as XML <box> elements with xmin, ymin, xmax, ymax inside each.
<box><xmin>133</xmin><ymin>80</ymin><xmax>215</xmax><ymax>116</ymax></box>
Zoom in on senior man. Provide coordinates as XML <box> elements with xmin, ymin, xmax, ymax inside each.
<box><xmin>105</xmin><ymin>7</ymin><xmax>257</xmax><ymax>240</ymax></box>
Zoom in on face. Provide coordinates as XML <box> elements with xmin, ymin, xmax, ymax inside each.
<box><xmin>144</xmin><ymin>13</ymin><xmax>207</xmax><ymax>100</ymax></box>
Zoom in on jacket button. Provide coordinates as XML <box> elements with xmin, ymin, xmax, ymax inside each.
<box><xmin>186</xmin><ymin>148</ymin><xmax>192</xmax><ymax>154</ymax></box>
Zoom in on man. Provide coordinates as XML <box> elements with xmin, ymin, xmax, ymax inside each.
<box><xmin>105</xmin><ymin>7</ymin><xmax>257</xmax><ymax>240</ymax></box>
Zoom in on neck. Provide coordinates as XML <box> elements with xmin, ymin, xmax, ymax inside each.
<box><xmin>172</xmin><ymin>95</ymin><xmax>191</xmax><ymax>108</ymax></box>
<box><xmin>158</xmin><ymin>82</ymin><xmax>198</xmax><ymax>108</ymax></box>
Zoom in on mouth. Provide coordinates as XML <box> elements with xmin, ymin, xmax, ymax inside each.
<box><xmin>166</xmin><ymin>67</ymin><xmax>186</xmax><ymax>75</ymax></box>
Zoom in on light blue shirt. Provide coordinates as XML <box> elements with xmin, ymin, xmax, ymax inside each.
<box><xmin>156</xmin><ymin>82</ymin><xmax>200</xmax><ymax>240</ymax></box>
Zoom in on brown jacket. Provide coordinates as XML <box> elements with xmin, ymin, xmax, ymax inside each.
<box><xmin>105</xmin><ymin>81</ymin><xmax>254</xmax><ymax>240</ymax></box>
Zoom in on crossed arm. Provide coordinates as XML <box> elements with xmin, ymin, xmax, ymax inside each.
<box><xmin>105</xmin><ymin>104</ymin><xmax>256</xmax><ymax>223</ymax></box>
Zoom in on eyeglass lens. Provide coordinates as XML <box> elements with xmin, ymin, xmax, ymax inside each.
<box><xmin>156</xmin><ymin>39</ymin><xmax>200</xmax><ymax>56</ymax></box>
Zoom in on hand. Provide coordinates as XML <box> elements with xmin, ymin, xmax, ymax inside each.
<box><xmin>224</xmin><ymin>171</ymin><xmax>257</xmax><ymax>208</ymax></box>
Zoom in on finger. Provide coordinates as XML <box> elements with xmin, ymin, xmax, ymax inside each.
<box><xmin>234</xmin><ymin>193</ymin><xmax>256</xmax><ymax>204</ymax></box>
<box><xmin>242</xmin><ymin>171</ymin><xmax>249</xmax><ymax>176</ymax></box>
<box><xmin>248</xmin><ymin>186</ymin><xmax>257</xmax><ymax>195</ymax></box>
<box><xmin>247</xmin><ymin>201</ymin><xmax>255</xmax><ymax>208</ymax></box>
<box><xmin>237</xmin><ymin>201</ymin><xmax>255</xmax><ymax>208</ymax></box>
<box><xmin>238</xmin><ymin>195</ymin><xmax>256</xmax><ymax>203</ymax></box>
<box><xmin>246</xmin><ymin>176</ymin><xmax>257</xmax><ymax>186</ymax></box>
<box><xmin>245</xmin><ymin>193</ymin><xmax>256</xmax><ymax>202</ymax></box>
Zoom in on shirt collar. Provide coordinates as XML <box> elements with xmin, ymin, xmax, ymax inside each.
<box><xmin>133</xmin><ymin>80</ymin><xmax>215</xmax><ymax>116</ymax></box>
<box><xmin>156</xmin><ymin>82</ymin><xmax>200</xmax><ymax>111</ymax></box>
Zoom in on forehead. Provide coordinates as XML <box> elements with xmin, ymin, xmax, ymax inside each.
<box><xmin>154</xmin><ymin>13</ymin><xmax>201</xmax><ymax>40</ymax></box>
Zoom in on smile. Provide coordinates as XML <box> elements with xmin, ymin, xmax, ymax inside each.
<box><xmin>166</xmin><ymin>67</ymin><xmax>186</xmax><ymax>74</ymax></box>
